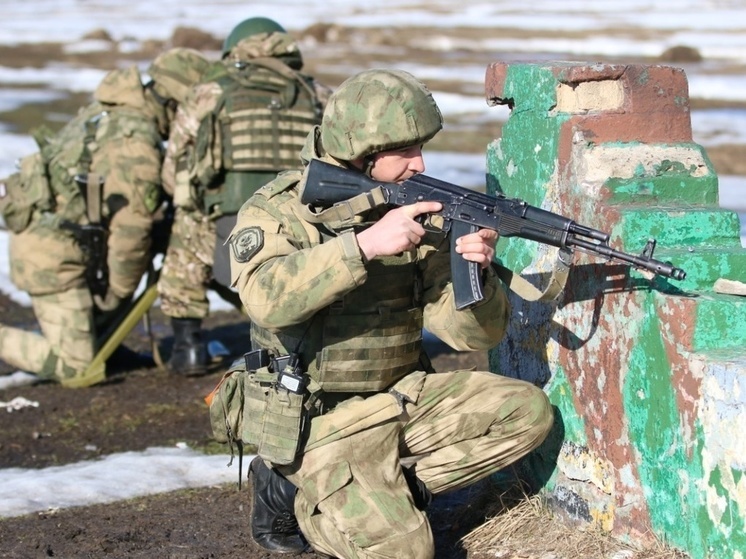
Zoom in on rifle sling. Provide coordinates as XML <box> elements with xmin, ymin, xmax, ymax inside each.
<box><xmin>493</xmin><ymin>246</ymin><xmax>572</xmax><ymax>302</ymax></box>
<box><xmin>298</xmin><ymin>186</ymin><xmax>388</xmax><ymax>224</ymax></box>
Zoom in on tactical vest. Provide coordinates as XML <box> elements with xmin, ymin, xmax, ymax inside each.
<box><xmin>249</xmin><ymin>175</ymin><xmax>425</xmax><ymax>393</ymax></box>
<box><xmin>191</xmin><ymin>59</ymin><xmax>324</xmax><ymax>217</ymax></box>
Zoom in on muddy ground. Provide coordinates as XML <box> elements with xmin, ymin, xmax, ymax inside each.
<box><xmin>0</xmin><ymin>20</ymin><xmax>736</xmax><ymax>559</ymax></box>
<box><xmin>0</xmin><ymin>289</ymin><xmax>500</xmax><ymax>559</ymax></box>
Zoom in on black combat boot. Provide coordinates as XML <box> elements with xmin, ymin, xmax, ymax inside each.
<box><xmin>249</xmin><ymin>456</ymin><xmax>307</xmax><ymax>554</ymax></box>
<box><xmin>168</xmin><ymin>318</ymin><xmax>209</xmax><ymax>376</ymax></box>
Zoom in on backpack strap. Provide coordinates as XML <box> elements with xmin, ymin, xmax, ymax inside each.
<box><xmin>237</xmin><ymin>57</ymin><xmax>320</xmax><ymax>107</ymax></box>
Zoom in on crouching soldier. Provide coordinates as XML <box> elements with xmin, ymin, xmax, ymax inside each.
<box><xmin>226</xmin><ymin>69</ymin><xmax>554</xmax><ymax>557</ymax></box>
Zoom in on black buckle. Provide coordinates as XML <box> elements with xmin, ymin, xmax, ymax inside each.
<box><xmin>244</xmin><ymin>348</ymin><xmax>270</xmax><ymax>372</ymax></box>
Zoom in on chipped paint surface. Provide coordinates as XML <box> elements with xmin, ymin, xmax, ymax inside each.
<box><xmin>486</xmin><ymin>61</ymin><xmax>746</xmax><ymax>559</ymax></box>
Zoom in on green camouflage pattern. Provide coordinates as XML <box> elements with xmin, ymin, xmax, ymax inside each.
<box><xmin>158</xmin><ymin>206</ymin><xmax>216</xmax><ymax>319</ymax></box>
<box><xmin>320</xmin><ymin>69</ymin><xmax>443</xmax><ymax>161</ymax></box>
<box><xmin>11</xmin><ymin>66</ymin><xmax>163</xmax><ymax>297</ymax></box>
<box><xmin>1</xmin><ymin>55</ymin><xmax>206</xmax><ymax>386</ymax></box>
<box><xmin>280</xmin><ymin>370</ymin><xmax>553</xmax><ymax>558</ymax></box>
<box><xmin>222</xmin><ymin>18</ymin><xmax>287</xmax><ymax>57</ymax></box>
<box><xmin>231</xmin><ymin>145</ymin><xmax>510</xmax><ymax>367</ymax></box>
<box><xmin>148</xmin><ymin>47</ymin><xmax>210</xmax><ymax>105</ymax></box>
<box><xmin>0</xmin><ymin>287</ymin><xmax>104</xmax><ymax>387</ymax></box>
<box><xmin>196</xmin><ymin>62</ymin><xmax>323</xmax><ymax>177</ymax></box>
<box><xmin>225</xmin><ymin>32</ymin><xmax>299</xmax><ymax>66</ymax></box>
<box><xmin>158</xmin><ymin>34</ymin><xmax>330</xmax><ymax>319</ymax></box>
<box><xmin>227</xmin><ymin>122</ymin><xmax>549</xmax><ymax>555</ymax></box>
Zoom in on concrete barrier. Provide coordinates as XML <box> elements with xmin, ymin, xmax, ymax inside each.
<box><xmin>485</xmin><ymin>61</ymin><xmax>746</xmax><ymax>559</ymax></box>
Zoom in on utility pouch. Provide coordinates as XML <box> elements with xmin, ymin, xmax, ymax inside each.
<box><xmin>241</xmin><ymin>349</ymin><xmax>274</xmax><ymax>448</ymax></box>
<box><xmin>189</xmin><ymin>112</ymin><xmax>222</xmax><ymax>193</ymax></box>
<box><xmin>257</xmin><ymin>384</ymin><xmax>305</xmax><ymax>466</ymax></box>
<box><xmin>0</xmin><ymin>153</ymin><xmax>53</xmax><ymax>233</ymax></box>
<box><xmin>208</xmin><ymin>350</ymin><xmax>307</xmax><ymax>467</ymax></box>
<box><xmin>247</xmin><ymin>353</ymin><xmax>307</xmax><ymax>466</ymax></box>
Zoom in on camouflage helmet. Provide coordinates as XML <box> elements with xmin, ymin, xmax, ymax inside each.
<box><xmin>222</xmin><ymin>17</ymin><xmax>286</xmax><ymax>57</ymax></box>
<box><xmin>320</xmin><ymin>69</ymin><xmax>443</xmax><ymax>162</ymax></box>
<box><xmin>148</xmin><ymin>47</ymin><xmax>210</xmax><ymax>104</ymax></box>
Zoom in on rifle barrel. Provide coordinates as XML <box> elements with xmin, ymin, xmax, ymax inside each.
<box><xmin>570</xmin><ymin>236</ymin><xmax>686</xmax><ymax>280</ymax></box>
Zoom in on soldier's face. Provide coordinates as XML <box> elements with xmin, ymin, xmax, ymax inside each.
<box><xmin>368</xmin><ymin>145</ymin><xmax>425</xmax><ymax>183</ymax></box>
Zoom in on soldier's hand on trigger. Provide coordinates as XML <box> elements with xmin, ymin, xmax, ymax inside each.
<box><xmin>454</xmin><ymin>228</ymin><xmax>499</xmax><ymax>270</ymax></box>
<box><xmin>357</xmin><ymin>201</ymin><xmax>442</xmax><ymax>261</ymax></box>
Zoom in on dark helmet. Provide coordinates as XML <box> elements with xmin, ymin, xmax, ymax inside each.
<box><xmin>320</xmin><ymin>69</ymin><xmax>443</xmax><ymax>162</ymax></box>
<box><xmin>222</xmin><ymin>17</ymin><xmax>286</xmax><ymax>58</ymax></box>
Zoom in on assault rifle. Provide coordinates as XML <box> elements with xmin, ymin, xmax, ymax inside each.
<box><xmin>61</xmin><ymin>174</ymin><xmax>109</xmax><ymax>297</ymax></box>
<box><xmin>302</xmin><ymin>159</ymin><xmax>687</xmax><ymax>310</ymax></box>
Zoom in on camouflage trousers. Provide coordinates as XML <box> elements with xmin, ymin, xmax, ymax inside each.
<box><xmin>278</xmin><ymin>370</ymin><xmax>554</xmax><ymax>559</ymax></box>
<box><xmin>0</xmin><ymin>286</ymin><xmax>105</xmax><ymax>387</ymax></box>
<box><xmin>158</xmin><ymin>207</ymin><xmax>216</xmax><ymax>319</ymax></box>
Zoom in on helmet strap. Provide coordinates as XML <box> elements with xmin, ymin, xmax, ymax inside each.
<box><xmin>362</xmin><ymin>156</ymin><xmax>375</xmax><ymax>178</ymax></box>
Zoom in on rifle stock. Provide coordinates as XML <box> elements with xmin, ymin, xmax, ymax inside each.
<box><xmin>302</xmin><ymin>159</ymin><xmax>686</xmax><ymax>309</ymax></box>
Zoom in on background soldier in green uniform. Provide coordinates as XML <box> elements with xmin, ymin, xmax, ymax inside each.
<box><xmin>157</xmin><ymin>17</ymin><xmax>331</xmax><ymax>376</ymax></box>
<box><xmin>228</xmin><ymin>69</ymin><xmax>554</xmax><ymax>557</ymax></box>
<box><xmin>0</xmin><ymin>48</ymin><xmax>209</xmax><ymax>388</ymax></box>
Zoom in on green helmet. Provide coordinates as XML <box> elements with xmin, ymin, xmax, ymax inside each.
<box><xmin>148</xmin><ymin>47</ymin><xmax>210</xmax><ymax>104</ymax></box>
<box><xmin>222</xmin><ymin>17</ymin><xmax>286</xmax><ymax>57</ymax></box>
<box><xmin>320</xmin><ymin>69</ymin><xmax>443</xmax><ymax>162</ymax></box>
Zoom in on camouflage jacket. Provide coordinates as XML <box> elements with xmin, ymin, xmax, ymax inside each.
<box><xmin>10</xmin><ymin>66</ymin><xmax>165</xmax><ymax>297</ymax></box>
<box><xmin>229</xmin><ymin>128</ymin><xmax>510</xmax><ymax>380</ymax></box>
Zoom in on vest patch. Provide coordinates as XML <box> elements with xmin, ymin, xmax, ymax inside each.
<box><xmin>231</xmin><ymin>226</ymin><xmax>264</xmax><ymax>263</ymax></box>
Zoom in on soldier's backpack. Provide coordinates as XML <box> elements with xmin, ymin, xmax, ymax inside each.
<box><xmin>0</xmin><ymin>104</ymin><xmax>101</xmax><ymax>234</ymax></box>
<box><xmin>1</xmin><ymin>99</ymin><xmax>165</xmax><ymax>234</ymax></box>
<box><xmin>189</xmin><ymin>57</ymin><xmax>323</xmax><ymax>216</ymax></box>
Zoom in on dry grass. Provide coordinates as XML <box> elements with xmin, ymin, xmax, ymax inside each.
<box><xmin>462</xmin><ymin>487</ymin><xmax>689</xmax><ymax>559</ymax></box>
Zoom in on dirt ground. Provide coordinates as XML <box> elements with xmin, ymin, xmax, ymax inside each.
<box><xmin>0</xmin><ymin>290</ymin><xmax>501</xmax><ymax>559</ymax></box>
<box><xmin>0</xmin><ymin>20</ymin><xmax>732</xmax><ymax>559</ymax></box>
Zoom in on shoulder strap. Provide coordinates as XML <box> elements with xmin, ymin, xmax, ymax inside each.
<box><xmin>235</xmin><ymin>57</ymin><xmax>320</xmax><ymax>106</ymax></box>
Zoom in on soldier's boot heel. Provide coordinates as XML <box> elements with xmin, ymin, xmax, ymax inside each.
<box><xmin>168</xmin><ymin>318</ymin><xmax>208</xmax><ymax>376</ymax></box>
<box><xmin>249</xmin><ymin>456</ymin><xmax>308</xmax><ymax>554</ymax></box>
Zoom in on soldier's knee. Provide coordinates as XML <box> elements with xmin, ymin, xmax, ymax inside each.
<box><xmin>526</xmin><ymin>384</ymin><xmax>554</xmax><ymax>447</ymax></box>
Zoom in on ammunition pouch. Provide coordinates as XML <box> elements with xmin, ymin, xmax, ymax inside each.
<box><xmin>206</xmin><ymin>349</ymin><xmax>308</xmax><ymax>467</ymax></box>
<box><xmin>0</xmin><ymin>153</ymin><xmax>53</xmax><ymax>233</ymax></box>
